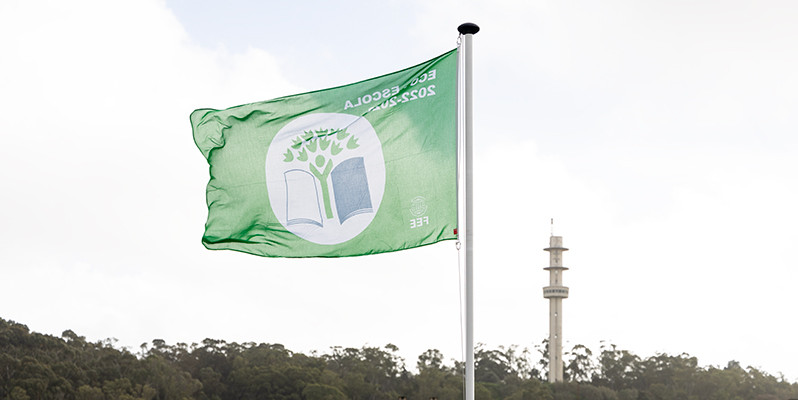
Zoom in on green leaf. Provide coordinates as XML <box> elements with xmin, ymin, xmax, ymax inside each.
<box><xmin>331</xmin><ymin>142</ymin><xmax>343</xmax><ymax>156</ymax></box>
<box><xmin>319</xmin><ymin>137</ymin><xmax>331</xmax><ymax>151</ymax></box>
<box><xmin>336</xmin><ymin>128</ymin><xmax>350</xmax><ymax>141</ymax></box>
<box><xmin>346</xmin><ymin>136</ymin><xmax>359</xmax><ymax>149</ymax></box>
<box><xmin>297</xmin><ymin>148</ymin><xmax>308</xmax><ymax>162</ymax></box>
<box><xmin>283</xmin><ymin>150</ymin><xmax>294</xmax><ymax>162</ymax></box>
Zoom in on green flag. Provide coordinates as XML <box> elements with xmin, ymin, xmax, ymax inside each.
<box><xmin>192</xmin><ymin>49</ymin><xmax>458</xmax><ymax>257</ymax></box>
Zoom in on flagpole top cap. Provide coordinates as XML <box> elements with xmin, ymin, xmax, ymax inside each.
<box><xmin>458</xmin><ymin>22</ymin><xmax>480</xmax><ymax>35</ymax></box>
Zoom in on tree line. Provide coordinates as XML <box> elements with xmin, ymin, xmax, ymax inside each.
<box><xmin>2</xmin><ymin>317</ymin><xmax>796</xmax><ymax>400</ymax></box>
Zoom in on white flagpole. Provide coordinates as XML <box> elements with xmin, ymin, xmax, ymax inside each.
<box><xmin>457</xmin><ymin>21</ymin><xmax>479</xmax><ymax>400</ymax></box>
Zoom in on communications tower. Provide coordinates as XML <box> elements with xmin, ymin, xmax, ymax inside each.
<box><xmin>543</xmin><ymin>233</ymin><xmax>569</xmax><ymax>383</ymax></box>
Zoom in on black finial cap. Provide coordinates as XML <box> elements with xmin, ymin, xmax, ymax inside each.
<box><xmin>458</xmin><ymin>22</ymin><xmax>480</xmax><ymax>35</ymax></box>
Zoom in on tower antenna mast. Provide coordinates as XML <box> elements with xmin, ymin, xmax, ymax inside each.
<box><xmin>543</xmin><ymin>231</ymin><xmax>569</xmax><ymax>382</ymax></box>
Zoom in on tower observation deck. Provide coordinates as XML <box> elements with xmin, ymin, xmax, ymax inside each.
<box><xmin>543</xmin><ymin>235</ymin><xmax>569</xmax><ymax>383</ymax></box>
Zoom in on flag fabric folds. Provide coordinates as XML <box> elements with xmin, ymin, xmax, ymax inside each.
<box><xmin>191</xmin><ymin>49</ymin><xmax>458</xmax><ymax>257</ymax></box>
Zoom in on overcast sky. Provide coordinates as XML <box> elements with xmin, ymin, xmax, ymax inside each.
<box><xmin>2</xmin><ymin>0</ymin><xmax>797</xmax><ymax>381</ymax></box>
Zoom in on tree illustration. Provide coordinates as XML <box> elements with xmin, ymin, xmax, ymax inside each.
<box><xmin>283</xmin><ymin>128</ymin><xmax>360</xmax><ymax>219</ymax></box>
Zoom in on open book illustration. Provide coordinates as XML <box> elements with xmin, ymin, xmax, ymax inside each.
<box><xmin>284</xmin><ymin>156</ymin><xmax>373</xmax><ymax>226</ymax></box>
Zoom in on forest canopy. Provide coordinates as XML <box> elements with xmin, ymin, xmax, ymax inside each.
<box><xmin>1</xmin><ymin>317</ymin><xmax>796</xmax><ymax>400</ymax></box>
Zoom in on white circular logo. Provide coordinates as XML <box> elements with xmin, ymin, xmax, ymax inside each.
<box><xmin>410</xmin><ymin>196</ymin><xmax>427</xmax><ymax>217</ymax></box>
<box><xmin>265</xmin><ymin>113</ymin><xmax>385</xmax><ymax>245</ymax></box>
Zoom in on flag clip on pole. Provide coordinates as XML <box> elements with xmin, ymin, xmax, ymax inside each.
<box><xmin>457</xmin><ymin>21</ymin><xmax>479</xmax><ymax>400</ymax></box>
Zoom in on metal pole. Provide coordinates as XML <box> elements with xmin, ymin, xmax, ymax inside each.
<box><xmin>457</xmin><ymin>21</ymin><xmax>479</xmax><ymax>400</ymax></box>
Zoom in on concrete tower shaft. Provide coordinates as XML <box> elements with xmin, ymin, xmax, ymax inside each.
<box><xmin>543</xmin><ymin>235</ymin><xmax>569</xmax><ymax>383</ymax></box>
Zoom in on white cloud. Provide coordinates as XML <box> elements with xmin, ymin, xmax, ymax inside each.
<box><xmin>0</xmin><ymin>0</ymin><xmax>301</xmax><ymax>258</ymax></box>
<box><xmin>0</xmin><ymin>0</ymin><xmax>303</xmax><ymax>343</ymax></box>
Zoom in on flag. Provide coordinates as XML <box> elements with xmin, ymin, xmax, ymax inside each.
<box><xmin>191</xmin><ymin>49</ymin><xmax>458</xmax><ymax>257</ymax></box>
